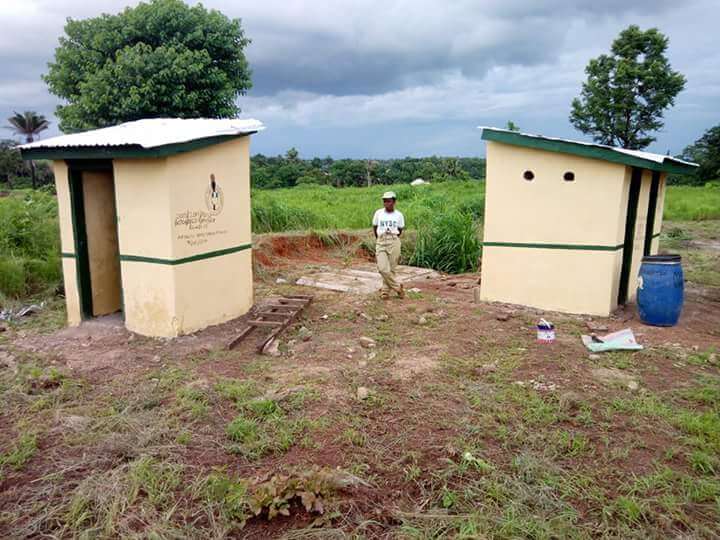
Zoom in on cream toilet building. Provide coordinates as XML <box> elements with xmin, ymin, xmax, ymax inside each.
<box><xmin>20</xmin><ymin>118</ymin><xmax>264</xmax><ymax>337</ymax></box>
<box><xmin>479</xmin><ymin>127</ymin><xmax>697</xmax><ymax>316</ymax></box>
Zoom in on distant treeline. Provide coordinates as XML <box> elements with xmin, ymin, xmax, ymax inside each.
<box><xmin>251</xmin><ymin>148</ymin><xmax>486</xmax><ymax>189</ymax></box>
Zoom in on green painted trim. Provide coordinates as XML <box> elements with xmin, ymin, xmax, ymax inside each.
<box><xmin>67</xmin><ymin>168</ymin><xmax>94</xmax><ymax>319</ymax></box>
<box><xmin>483</xmin><ymin>241</ymin><xmax>624</xmax><ymax>251</ymax></box>
<box><xmin>61</xmin><ymin>252</ymin><xmax>76</xmax><ymax>258</ymax></box>
<box><xmin>120</xmin><ymin>243</ymin><xmax>252</xmax><ymax>266</ymax></box>
<box><xmin>618</xmin><ymin>168</ymin><xmax>642</xmax><ymax>305</ymax></box>
<box><xmin>110</xmin><ymin>173</ymin><xmax>126</xmax><ymax>319</ymax></box>
<box><xmin>20</xmin><ymin>133</ymin><xmax>253</xmax><ymax>161</ymax></box>
<box><xmin>481</xmin><ymin>128</ymin><xmax>697</xmax><ymax>175</ymax></box>
<box><xmin>643</xmin><ymin>170</ymin><xmax>661</xmax><ymax>256</ymax></box>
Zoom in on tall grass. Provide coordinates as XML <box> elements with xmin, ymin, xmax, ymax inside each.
<box><xmin>410</xmin><ymin>212</ymin><xmax>481</xmax><ymax>273</ymax></box>
<box><xmin>0</xmin><ymin>191</ymin><xmax>61</xmax><ymax>299</ymax></box>
<box><xmin>250</xmin><ymin>181</ymin><xmax>486</xmax><ymax>233</ymax></box>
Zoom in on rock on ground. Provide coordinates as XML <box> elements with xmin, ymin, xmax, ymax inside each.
<box><xmin>591</xmin><ymin>367</ymin><xmax>638</xmax><ymax>389</ymax></box>
<box><xmin>263</xmin><ymin>339</ymin><xmax>282</xmax><ymax>357</ymax></box>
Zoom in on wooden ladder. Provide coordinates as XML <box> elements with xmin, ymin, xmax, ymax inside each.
<box><xmin>227</xmin><ymin>295</ymin><xmax>313</xmax><ymax>353</ymax></box>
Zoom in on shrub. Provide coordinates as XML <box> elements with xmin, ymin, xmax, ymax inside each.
<box><xmin>0</xmin><ymin>257</ymin><xmax>27</xmax><ymax>297</ymax></box>
<box><xmin>24</xmin><ymin>254</ymin><xmax>62</xmax><ymax>291</ymax></box>
<box><xmin>0</xmin><ymin>191</ymin><xmax>61</xmax><ymax>298</ymax></box>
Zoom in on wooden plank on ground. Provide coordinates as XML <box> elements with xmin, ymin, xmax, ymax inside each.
<box><xmin>226</xmin><ymin>295</ymin><xmax>314</xmax><ymax>352</ymax></box>
<box><xmin>248</xmin><ymin>320</ymin><xmax>283</xmax><ymax>327</ymax></box>
<box><xmin>262</xmin><ymin>303</ymin><xmax>298</xmax><ymax>310</ymax></box>
<box><xmin>227</xmin><ymin>325</ymin><xmax>255</xmax><ymax>350</ymax></box>
<box><xmin>258</xmin><ymin>311</ymin><xmax>297</xmax><ymax>319</ymax></box>
<box><xmin>277</xmin><ymin>298</ymin><xmax>306</xmax><ymax>305</ymax></box>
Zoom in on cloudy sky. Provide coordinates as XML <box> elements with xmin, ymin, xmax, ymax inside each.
<box><xmin>0</xmin><ymin>0</ymin><xmax>718</xmax><ymax>158</ymax></box>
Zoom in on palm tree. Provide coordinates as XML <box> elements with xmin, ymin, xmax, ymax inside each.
<box><xmin>7</xmin><ymin>111</ymin><xmax>50</xmax><ymax>189</ymax></box>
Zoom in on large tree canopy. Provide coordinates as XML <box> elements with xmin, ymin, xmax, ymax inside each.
<box><xmin>44</xmin><ymin>0</ymin><xmax>252</xmax><ymax>133</ymax></box>
<box><xmin>679</xmin><ymin>125</ymin><xmax>720</xmax><ymax>185</ymax></box>
<box><xmin>570</xmin><ymin>25</ymin><xmax>685</xmax><ymax>150</ymax></box>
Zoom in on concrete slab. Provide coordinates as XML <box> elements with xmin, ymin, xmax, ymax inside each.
<box><xmin>296</xmin><ymin>264</ymin><xmax>439</xmax><ymax>294</ymax></box>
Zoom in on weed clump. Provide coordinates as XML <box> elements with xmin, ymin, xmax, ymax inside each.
<box><xmin>410</xmin><ymin>211</ymin><xmax>481</xmax><ymax>273</ymax></box>
<box><xmin>0</xmin><ymin>432</ymin><xmax>38</xmax><ymax>476</ymax></box>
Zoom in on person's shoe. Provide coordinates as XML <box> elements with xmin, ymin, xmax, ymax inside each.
<box><xmin>397</xmin><ymin>285</ymin><xmax>405</xmax><ymax>299</ymax></box>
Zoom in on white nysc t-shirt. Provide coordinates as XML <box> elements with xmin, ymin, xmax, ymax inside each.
<box><xmin>373</xmin><ymin>209</ymin><xmax>405</xmax><ymax>236</ymax></box>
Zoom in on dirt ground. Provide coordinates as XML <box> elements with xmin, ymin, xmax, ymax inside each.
<box><xmin>1</xmin><ymin>226</ymin><xmax>719</xmax><ymax>539</ymax></box>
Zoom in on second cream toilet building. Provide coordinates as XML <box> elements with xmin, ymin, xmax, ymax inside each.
<box><xmin>479</xmin><ymin>127</ymin><xmax>697</xmax><ymax>316</ymax></box>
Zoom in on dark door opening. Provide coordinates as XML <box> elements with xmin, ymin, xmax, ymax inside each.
<box><xmin>643</xmin><ymin>171</ymin><xmax>661</xmax><ymax>256</ymax></box>
<box><xmin>617</xmin><ymin>167</ymin><xmax>643</xmax><ymax>305</ymax></box>
<box><xmin>67</xmin><ymin>160</ymin><xmax>122</xmax><ymax>319</ymax></box>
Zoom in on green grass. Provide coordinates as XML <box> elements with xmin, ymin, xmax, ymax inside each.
<box><xmin>252</xmin><ymin>182</ymin><xmax>720</xmax><ymax>233</ymax></box>
<box><xmin>664</xmin><ymin>185</ymin><xmax>720</xmax><ymax>221</ymax></box>
<box><xmin>1</xmin><ymin>180</ymin><xmax>718</xmax><ymax>300</ymax></box>
<box><xmin>0</xmin><ymin>190</ymin><xmax>61</xmax><ymax>299</ymax></box>
<box><xmin>251</xmin><ymin>181</ymin><xmax>485</xmax><ymax>233</ymax></box>
<box><xmin>410</xmin><ymin>211</ymin><xmax>481</xmax><ymax>273</ymax></box>
<box><xmin>0</xmin><ymin>432</ymin><xmax>38</xmax><ymax>475</ymax></box>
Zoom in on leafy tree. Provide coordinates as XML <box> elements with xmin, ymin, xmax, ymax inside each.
<box><xmin>330</xmin><ymin>160</ymin><xmax>366</xmax><ymax>187</ymax></box>
<box><xmin>0</xmin><ymin>140</ymin><xmax>25</xmax><ymax>188</ymax></box>
<box><xmin>505</xmin><ymin>121</ymin><xmax>520</xmax><ymax>132</ymax></box>
<box><xmin>6</xmin><ymin>111</ymin><xmax>50</xmax><ymax>188</ymax></box>
<box><xmin>678</xmin><ymin>125</ymin><xmax>720</xmax><ymax>185</ymax></box>
<box><xmin>250</xmin><ymin>153</ymin><xmax>487</xmax><ymax>189</ymax></box>
<box><xmin>44</xmin><ymin>0</ymin><xmax>252</xmax><ymax>132</ymax></box>
<box><xmin>570</xmin><ymin>25</ymin><xmax>685</xmax><ymax>149</ymax></box>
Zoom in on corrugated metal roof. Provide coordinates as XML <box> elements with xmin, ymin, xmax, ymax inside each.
<box><xmin>479</xmin><ymin>126</ymin><xmax>697</xmax><ymax>175</ymax></box>
<box><xmin>19</xmin><ymin>118</ymin><xmax>265</xmax><ymax>151</ymax></box>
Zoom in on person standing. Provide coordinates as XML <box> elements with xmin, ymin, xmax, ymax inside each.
<box><xmin>372</xmin><ymin>191</ymin><xmax>405</xmax><ymax>299</ymax></box>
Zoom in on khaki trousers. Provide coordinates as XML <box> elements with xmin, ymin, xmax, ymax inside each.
<box><xmin>375</xmin><ymin>234</ymin><xmax>401</xmax><ymax>294</ymax></box>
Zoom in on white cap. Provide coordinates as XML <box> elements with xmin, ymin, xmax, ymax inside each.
<box><xmin>382</xmin><ymin>191</ymin><xmax>397</xmax><ymax>199</ymax></box>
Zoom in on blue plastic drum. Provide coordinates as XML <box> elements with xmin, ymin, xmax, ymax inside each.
<box><xmin>637</xmin><ymin>254</ymin><xmax>684</xmax><ymax>327</ymax></box>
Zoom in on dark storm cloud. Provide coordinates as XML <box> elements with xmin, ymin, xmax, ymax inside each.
<box><xmin>236</xmin><ymin>0</ymin><xmax>680</xmax><ymax>97</ymax></box>
<box><xmin>247</xmin><ymin>25</ymin><xmax>563</xmax><ymax>96</ymax></box>
<box><xmin>0</xmin><ymin>0</ymin><xmax>716</xmax><ymax>156</ymax></box>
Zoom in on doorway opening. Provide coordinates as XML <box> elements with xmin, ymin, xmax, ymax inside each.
<box><xmin>617</xmin><ymin>167</ymin><xmax>642</xmax><ymax>305</ymax></box>
<box><xmin>67</xmin><ymin>160</ymin><xmax>123</xmax><ymax>320</ymax></box>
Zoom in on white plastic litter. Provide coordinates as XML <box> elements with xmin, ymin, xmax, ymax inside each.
<box><xmin>581</xmin><ymin>328</ymin><xmax>643</xmax><ymax>353</ymax></box>
<box><xmin>0</xmin><ymin>302</ymin><xmax>45</xmax><ymax>321</ymax></box>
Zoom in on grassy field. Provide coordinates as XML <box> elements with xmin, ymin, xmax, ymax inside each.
<box><xmin>1</xmin><ymin>182</ymin><xmax>719</xmax><ymax>298</ymax></box>
<box><xmin>664</xmin><ymin>185</ymin><xmax>720</xmax><ymax>221</ymax></box>
<box><xmin>0</xmin><ymin>220</ymin><xmax>718</xmax><ymax>538</ymax></box>
<box><xmin>253</xmin><ymin>182</ymin><xmax>720</xmax><ymax>233</ymax></box>
<box><xmin>252</xmin><ymin>181</ymin><xmax>485</xmax><ymax>233</ymax></box>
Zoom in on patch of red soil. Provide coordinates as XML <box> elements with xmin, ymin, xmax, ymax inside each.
<box><xmin>253</xmin><ymin>231</ymin><xmax>367</xmax><ymax>269</ymax></box>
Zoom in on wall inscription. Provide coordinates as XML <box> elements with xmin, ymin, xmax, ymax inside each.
<box><xmin>174</xmin><ymin>174</ymin><xmax>228</xmax><ymax>247</ymax></box>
